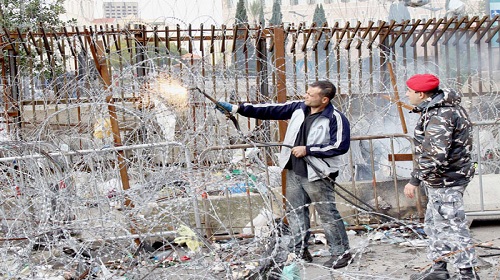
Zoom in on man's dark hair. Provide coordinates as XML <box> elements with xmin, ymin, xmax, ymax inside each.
<box><xmin>423</xmin><ymin>87</ymin><xmax>440</xmax><ymax>97</ymax></box>
<box><xmin>309</xmin><ymin>80</ymin><xmax>336</xmax><ymax>100</ymax></box>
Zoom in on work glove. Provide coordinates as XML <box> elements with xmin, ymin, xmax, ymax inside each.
<box><xmin>216</xmin><ymin>102</ymin><xmax>238</xmax><ymax>115</ymax></box>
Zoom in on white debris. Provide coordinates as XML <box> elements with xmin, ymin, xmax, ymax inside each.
<box><xmin>242</xmin><ymin>209</ymin><xmax>279</xmax><ymax>237</ymax></box>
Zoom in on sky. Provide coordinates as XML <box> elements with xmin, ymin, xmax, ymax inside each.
<box><xmin>93</xmin><ymin>0</ymin><xmax>224</xmax><ymax>26</ymax></box>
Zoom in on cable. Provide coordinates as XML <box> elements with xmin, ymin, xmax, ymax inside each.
<box><xmin>202</xmin><ymin>99</ymin><xmax>397</xmax><ymax>222</ymax></box>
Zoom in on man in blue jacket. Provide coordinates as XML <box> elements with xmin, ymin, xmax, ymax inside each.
<box><xmin>217</xmin><ymin>80</ymin><xmax>352</xmax><ymax>269</ymax></box>
<box><xmin>403</xmin><ymin>74</ymin><xmax>479</xmax><ymax>280</ymax></box>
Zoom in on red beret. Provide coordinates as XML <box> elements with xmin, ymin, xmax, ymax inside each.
<box><xmin>406</xmin><ymin>74</ymin><xmax>440</xmax><ymax>92</ymax></box>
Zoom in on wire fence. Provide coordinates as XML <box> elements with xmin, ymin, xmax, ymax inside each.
<box><xmin>1</xmin><ymin>18</ymin><xmax>500</xmax><ymax>278</ymax></box>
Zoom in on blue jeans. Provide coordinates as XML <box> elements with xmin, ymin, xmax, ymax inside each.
<box><xmin>285</xmin><ymin>170</ymin><xmax>350</xmax><ymax>256</ymax></box>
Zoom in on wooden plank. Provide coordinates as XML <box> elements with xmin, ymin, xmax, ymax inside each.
<box><xmin>388</xmin><ymin>154</ymin><xmax>413</xmax><ymax>161</ymax></box>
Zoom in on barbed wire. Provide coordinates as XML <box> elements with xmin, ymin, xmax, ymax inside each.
<box><xmin>0</xmin><ymin>23</ymin><xmax>499</xmax><ymax>279</ymax></box>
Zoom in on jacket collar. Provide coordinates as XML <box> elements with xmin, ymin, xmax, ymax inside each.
<box><xmin>411</xmin><ymin>88</ymin><xmax>462</xmax><ymax>113</ymax></box>
<box><xmin>300</xmin><ymin>101</ymin><xmax>335</xmax><ymax>117</ymax></box>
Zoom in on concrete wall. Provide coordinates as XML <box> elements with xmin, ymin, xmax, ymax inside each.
<box><xmin>195</xmin><ymin>178</ymin><xmax>423</xmax><ymax>235</ymax></box>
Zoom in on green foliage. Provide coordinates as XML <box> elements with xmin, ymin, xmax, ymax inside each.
<box><xmin>249</xmin><ymin>0</ymin><xmax>264</xmax><ymax>26</ymax></box>
<box><xmin>107</xmin><ymin>40</ymin><xmax>183</xmax><ymax>71</ymax></box>
<box><xmin>313</xmin><ymin>4</ymin><xmax>327</xmax><ymax>26</ymax></box>
<box><xmin>269</xmin><ymin>0</ymin><xmax>282</xmax><ymax>27</ymax></box>
<box><xmin>0</xmin><ymin>0</ymin><xmax>74</xmax><ymax>31</ymax></box>
<box><xmin>235</xmin><ymin>0</ymin><xmax>248</xmax><ymax>26</ymax></box>
<box><xmin>259</xmin><ymin>1</ymin><xmax>265</xmax><ymax>26</ymax></box>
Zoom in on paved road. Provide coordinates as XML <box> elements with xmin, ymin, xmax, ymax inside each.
<box><xmin>297</xmin><ymin>219</ymin><xmax>500</xmax><ymax>279</ymax></box>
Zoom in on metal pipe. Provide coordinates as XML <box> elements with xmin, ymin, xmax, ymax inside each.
<box><xmin>389</xmin><ymin>136</ymin><xmax>401</xmax><ymax>219</ymax></box>
<box><xmin>464</xmin><ymin>211</ymin><xmax>500</xmax><ymax>216</ymax></box>
<box><xmin>0</xmin><ymin>141</ymin><xmax>186</xmax><ymax>163</ymax></box>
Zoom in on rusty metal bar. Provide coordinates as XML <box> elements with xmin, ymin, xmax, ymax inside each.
<box><xmin>124</xmin><ymin>26</ymin><xmax>131</xmax><ymax>52</ymax></box>
<box><xmin>87</xmin><ymin>26</ymin><xmax>98</xmax><ymax>55</ymax></box>
<box><xmin>89</xmin><ymin>38</ymin><xmax>138</xmax><ymax>244</ymax></box>
<box><xmin>62</xmin><ymin>26</ymin><xmax>76</xmax><ymax>57</ymax></box>
<box><xmin>485</xmin><ymin>21</ymin><xmax>500</xmax><ymax>44</ymax></box>
<box><xmin>301</xmin><ymin>22</ymin><xmax>316</xmax><ymax>52</ymax></box>
<box><xmin>165</xmin><ymin>26</ymin><xmax>170</xmax><ymax>54</ymax></box>
<box><xmin>377</xmin><ymin>20</ymin><xmax>396</xmax><ymax>49</ymax></box>
<box><xmin>210</xmin><ymin>25</ymin><xmax>215</xmax><ymax>53</ymax></box>
<box><xmin>274</xmin><ymin>26</ymin><xmax>287</xmax><ymax>139</ymax></box>
<box><xmin>99</xmin><ymin>25</ymin><xmax>109</xmax><ymax>53</ymax></box>
<box><xmin>324</xmin><ymin>21</ymin><xmax>338</xmax><ymax>50</ymax></box>
<box><xmin>476</xmin><ymin>15</ymin><xmax>500</xmax><ymax>44</ymax></box>
<box><xmin>290</xmin><ymin>23</ymin><xmax>300</xmax><ymax>53</ymax></box>
<box><xmin>312</xmin><ymin>22</ymin><xmax>327</xmax><ymax>51</ymax></box>
<box><xmin>421</xmin><ymin>18</ymin><xmax>443</xmax><ymax>48</ymax></box>
<box><xmin>199</xmin><ymin>24</ymin><xmax>204</xmax><ymax>57</ymax></box>
<box><xmin>355</xmin><ymin>21</ymin><xmax>374</xmax><ymax>49</ymax></box>
<box><xmin>451</xmin><ymin>16</ymin><xmax>478</xmax><ymax>45</ymax></box>
<box><xmin>188</xmin><ymin>24</ymin><xmax>193</xmax><ymax>56</ymax></box>
<box><xmin>429</xmin><ymin>17</ymin><xmax>455</xmax><ymax>46</ymax></box>
<box><xmin>220</xmin><ymin>25</ymin><xmax>226</xmax><ymax>53</ymax></box>
<box><xmin>387</xmin><ymin>61</ymin><xmax>408</xmax><ymax>133</ymax></box>
<box><xmin>400</xmin><ymin>19</ymin><xmax>421</xmax><ymax>47</ymax></box>
<box><xmin>243</xmin><ymin>25</ymin><xmax>249</xmax><ymax>54</ymax></box>
<box><xmin>26</xmin><ymin>29</ymin><xmax>42</xmax><ymax>56</ymax></box>
<box><xmin>84</xmin><ymin>28</ymin><xmax>100</xmax><ymax>73</ymax></box>
<box><xmin>152</xmin><ymin>26</ymin><xmax>158</xmax><ymax>54</ymax></box>
<box><xmin>335</xmin><ymin>21</ymin><xmax>350</xmax><ymax>49</ymax></box>
<box><xmin>110</xmin><ymin>25</ymin><xmax>120</xmax><ymax>51</ymax></box>
<box><xmin>464</xmin><ymin>16</ymin><xmax>488</xmax><ymax>44</ymax></box>
<box><xmin>16</xmin><ymin>28</ymin><xmax>30</xmax><ymax>55</ymax></box>
<box><xmin>410</xmin><ymin>18</ymin><xmax>435</xmax><ymax>47</ymax></box>
<box><xmin>75</xmin><ymin>27</ymin><xmax>87</xmax><ymax>56</ymax></box>
<box><xmin>1</xmin><ymin>27</ymin><xmax>17</xmax><ymax>56</ymax></box>
<box><xmin>388</xmin><ymin>20</ymin><xmax>409</xmax><ymax>49</ymax></box>
<box><xmin>367</xmin><ymin>21</ymin><xmax>386</xmax><ymax>49</ymax></box>
<box><xmin>476</xmin><ymin>29</ymin><xmax>483</xmax><ymax>94</ymax></box>
<box><xmin>243</xmin><ymin>25</ymin><xmax>250</xmax><ymax>101</ymax></box>
<box><xmin>345</xmin><ymin>21</ymin><xmax>361</xmax><ymax>50</ymax></box>
<box><xmin>51</xmin><ymin>28</ymin><xmax>64</xmax><ymax>56</ymax></box>
<box><xmin>232</xmin><ymin>24</ymin><xmax>239</xmax><ymax>53</ymax></box>
<box><xmin>176</xmin><ymin>24</ymin><xmax>181</xmax><ymax>53</ymax></box>
<box><xmin>200</xmin><ymin>23</ymin><xmax>205</xmax><ymax>76</ymax></box>
<box><xmin>441</xmin><ymin>16</ymin><xmax>468</xmax><ymax>46</ymax></box>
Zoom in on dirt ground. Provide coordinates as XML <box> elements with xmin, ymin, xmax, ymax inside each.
<box><xmin>297</xmin><ymin>218</ymin><xmax>500</xmax><ymax>279</ymax></box>
<box><xmin>19</xmin><ymin>218</ymin><xmax>498</xmax><ymax>279</ymax></box>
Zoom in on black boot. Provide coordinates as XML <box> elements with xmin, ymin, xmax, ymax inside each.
<box><xmin>299</xmin><ymin>248</ymin><xmax>313</xmax><ymax>263</ymax></box>
<box><xmin>323</xmin><ymin>252</ymin><xmax>352</xmax><ymax>269</ymax></box>
<box><xmin>410</xmin><ymin>261</ymin><xmax>450</xmax><ymax>280</ymax></box>
<box><xmin>454</xmin><ymin>267</ymin><xmax>480</xmax><ymax>280</ymax></box>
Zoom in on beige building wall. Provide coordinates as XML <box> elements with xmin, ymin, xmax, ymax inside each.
<box><xmin>63</xmin><ymin>0</ymin><xmax>95</xmax><ymax>26</ymax></box>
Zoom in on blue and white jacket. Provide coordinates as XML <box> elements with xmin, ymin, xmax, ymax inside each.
<box><xmin>237</xmin><ymin>100</ymin><xmax>350</xmax><ymax>182</ymax></box>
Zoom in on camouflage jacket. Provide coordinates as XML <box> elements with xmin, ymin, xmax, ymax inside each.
<box><xmin>409</xmin><ymin>88</ymin><xmax>475</xmax><ymax>188</ymax></box>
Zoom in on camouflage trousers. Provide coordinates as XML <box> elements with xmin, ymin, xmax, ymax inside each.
<box><xmin>424</xmin><ymin>185</ymin><xmax>477</xmax><ymax>269</ymax></box>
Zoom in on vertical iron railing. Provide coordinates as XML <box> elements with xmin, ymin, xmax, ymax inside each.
<box><xmin>0</xmin><ymin>17</ymin><xmax>499</xmax><ymax>159</ymax></box>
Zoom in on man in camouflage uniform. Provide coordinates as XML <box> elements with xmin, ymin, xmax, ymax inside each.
<box><xmin>403</xmin><ymin>74</ymin><xmax>479</xmax><ymax>280</ymax></box>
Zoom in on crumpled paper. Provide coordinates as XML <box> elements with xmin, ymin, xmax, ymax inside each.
<box><xmin>174</xmin><ymin>225</ymin><xmax>203</xmax><ymax>252</ymax></box>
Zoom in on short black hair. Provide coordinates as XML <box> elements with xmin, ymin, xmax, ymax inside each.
<box><xmin>423</xmin><ymin>87</ymin><xmax>440</xmax><ymax>97</ymax></box>
<box><xmin>309</xmin><ymin>80</ymin><xmax>336</xmax><ymax>100</ymax></box>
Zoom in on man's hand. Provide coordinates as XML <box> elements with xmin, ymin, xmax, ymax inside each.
<box><xmin>216</xmin><ymin>102</ymin><xmax>237</xmax><ymax>114</ymax></box>
<box><xmin>404</xmin><ymin>183</ymin><xmax>418</xmax><ymax>199</ymax></box>
<box><xmin>291</xmin><ymin>146</ymin><xmax>307</xmax><ymax>158</ymax></box>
